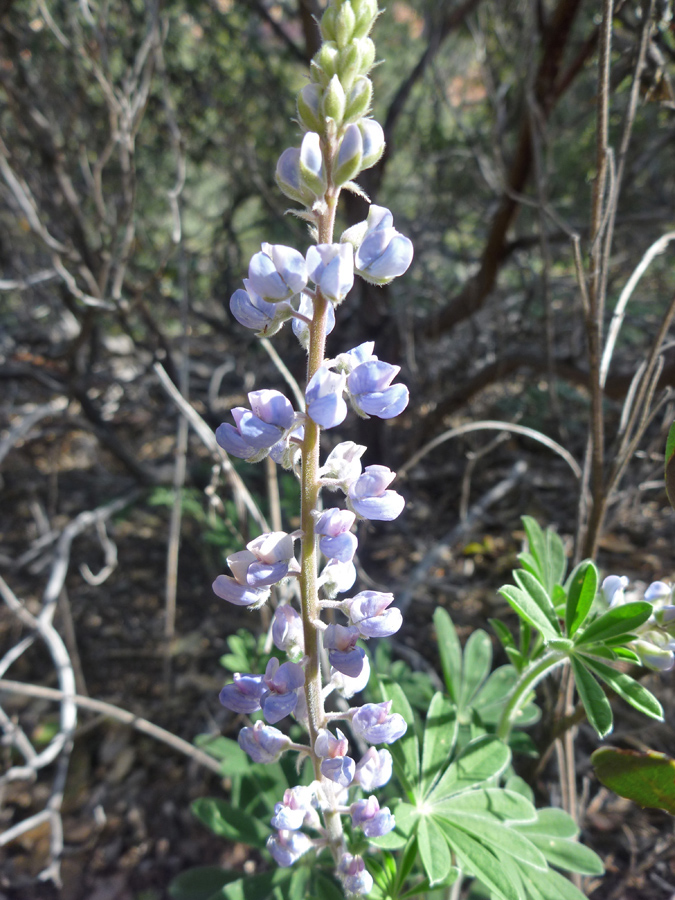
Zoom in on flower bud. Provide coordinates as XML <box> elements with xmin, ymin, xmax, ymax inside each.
<box><xmin>333</xmin><ymin>124</ymin><xmax>363</xmax><ymax>186</ymax></box>
<box><xmin>322</xmin><ymin>75</ymin><xmax>346</xmax><ymax>127</ymax></box>
<box><xmin>331</xmin><ymin>653</ymin><xmax>370</xmax><ymax>698</ymax></box>
<box><xmin>344</xmin><ymin>76</ymin><xmax>372</xmax><ymax>124</ymax></box>
<box><xmin>351</xmin><ymin>700</ymin><xmax>407</xmax><ymax>744</ymax></box>
<box><xmin>633</xmin><ymin>635</ymin><xmax>675</xmax><ymax>671</ymax></box>
<box><xmin>338</xmin><ymin>854</ymin><xmax>373</xmax><ymax>896</ymax></box>
<box><xmin>272</xmin><ymin>605</ymin><xmax>305</xmax><ymax>655</ymax></box>
<box><xmin>354</xmin><ymin>747</ymin><xmax>392</xmax><ymax>790</ymax></box>
<box><xmin>306</xmin><ymin>242</ymin><xmax>354</xmax><ymax>304</ymax></box>
<box><xmin>350</xmin><ymin>796</ymin><xmax>395</xmax><ymax>837</ymax></box>
<box><xmin>275</xmin><ymin>147</ymin><xmax>315</xmax><ymax>206</ymax></box>
<box><xmin>601</xmin><ymin>575</ymin><xmax>629</xmax><ymax>607</ymax></box>
<box><xmin>271</xmin><ymin>786</ymin><xmax>320</xmax><ymax>831</ymax></box>
<box><xmin>356</xmin><ymin>37</ymin><xmax>376</xmax><ymax>74</ymax></box>
<box><xmin>230</xmin><ymin>283</ymin><xmax>293</xmax><ymax>336</ymax></box>
<box><xmin>335</xmin><ymin>1</ymin><xmax>356</xmax><ymax>48</ymax></box>
<box><xmin>267</xmin><ymin>830</ymin><xmax>313</xmax><ymax>867</ymax></box>
<box><xmin>337</xmin><ymin>43</ymin><xmax>362</xmax><ymax>91</ymax></box>
<box><xmin>306</xmin><ymin>364</ymin><xmax>348</xmax><ymax>429</ymax></box>
<box><xmin>320</xmin><ymin>559</ymin><xmax>357</xmax><ymax>597</ymax></box>
<box><xmin>354</xmin><ymin>206</ymin><xmax>414</xmax><ymax>285</ymax></box>
<box><xmin>359</xmin><ymin>118</ymin><xmax>385</xmax><ymax>169</ymax></box>
<box><xmin>320</xmin><ymin>5</ymin><xmax>338</xmax><ymax>41</ymax></box>
<box><xmin>239</xmin><ymin>720</ymin><xmax>291</xmax><ymax>764</ymax></box>
<box><xmin>352</xmin><ymin>0</ymin><xmax>379</xmax><ymax>38</ymax></box>
<box><xmin>645</xmin><ymin>581</ymin><xmax>672</xmax><ymax>603</ymax></box>
<box><xmin>248</xmin><ymin>243</ymin><xmax>308</xmax><ymax>303</ymax></box>
<box><xmin>311</xmin><ymin>42</ymin><xmax>339</xmax><ymax>86</ymax></box>
<box><xmin>297</xmin><ymin>83</ymin><xmax>323</xmax><ymax>133</ymax></box>
<box><xmin>299</xmin><ymin>132</ymin><xmax>327</xmax><ymax>197</ymax></box>
<box><xmin>219</xmin><ymin>673</ymin><xmax>265</xmax><ymax>714</ymax></box>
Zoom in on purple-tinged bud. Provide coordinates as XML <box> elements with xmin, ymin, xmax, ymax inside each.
<box><xmin>275</xmin><ymin>147</ymin><xmax>315</xmax><ymax>206</ymax></box>
<box><xmin>319</xmin><ymin>441</ymin><xmax>366</xmax><ymax>485</ymax></box>
<box><xmin>315</xmin><ymin>727</ymin><xmax>350</xmax><ymax>759</ymax></box>
<box><xmin>238</xmin><ymin>720</ymin><xmax>291</xmax><ymax>764</ymax></box>
<box><xmin>230</xmin><ymin>283</ymin><xmax>292</xmax><ymax>336</ymax></box>
<box><xmin>292</xmin><ymin>293</ymin><xmax>336</xmax><ymax>349</ymax></box>
<box><xmin>320</xmin><ymin>559</ymin><xmax>357</xmax><ymax>598</ymax></box>
<box><xmin>261</xmin><ymin>658</ymin><xmax>305</xmax><ymax>724</ymax></box>
<box><xmin>347</xmin><ymin>359</ymin><xmax>409</xmax><ymax>419</ymax></box>
<box><xmin>354</xmin><ymin>747</ymin><xmax>393</xmax><ymax>791</ymax></box>
<box><xmin>333</xmin><ymin>124</ymin><xmax>363</xmax><ymax>185</ymax></box>
<box><xmin>348</xmin><ymin>465</ymin><xmax>405</xmax><ymax>521</ymax></box>
<box><xmin>272</xmin><ymin>605</ymin><xmax>305</xmax><ymax>655</ymax></box>
<box><xmin>645</xmin><ymin>581</ymin><xmax>672</xmax><ymax>603</ymax></box>
<box><xmin>299</xmin><ymin>132</ymin><xmax>327</xmax><ymax>196</ymax></box>
<box><xmin>306</xmin><ymin>365</ymin><xmax>348</xmax><ymax>429</ymax></box>
<box><xmin>212</xmin><ymin>573</ymin><xmax>269</xmax><ymax>608</ymax></box>
<box><xmin>314</xmin><ymin>507</ymin><xmax>356</xmax><ymax>536</ymax></box>
<box><xmin>248</xmin><ymin>244</ymin><xmax>308</xmax><ymax>302</ymax></box>
<box><xmin>297</xmin><ymin>83</ymin><xmax>323</xmax><ymax>133</ymax></box>
<box><xmin>267</xmin><ymin>830</ymin><xmax>313</xmax><ymax>867</ymax></box>
<box><xmin>354</xmin><ymin>208</ymin><xmax>414</xmax><ymax>286</ymax></box>
<box><xmin>271</xmin><ymin>786</ymin><xmax>319</xmax><ymax>831</ymax></box>
<box><xmin>602</xmin><ymin>575</ymin><xmax>629</xmax><ymax>607</ymax></box>
<box><xmin>338</xmin><ymin>854</ymin><xmax>373</xmax><ymax>896</ymax></box>
<box><xmin>219</xmin><ymin>672</ymin><xmax>265</xmax><ymax>714</ymax></box>
<box><xmin>632</xmin><ymin>636</ymin><xmax>675</xmax><ymax>671</ymax></box>
<box><xmin>344</xmin><ymin>76</ymin><xmax>372</xmax><ymax>124</ymax></box>
<box><xmin>324</xmin><ymin>624</ymin><xmax>365</xmax><ymax>677</ymax></box>
<box><xmin>654</xmin><ymin>606</ymin><xmax>675</xmax><ymax>632</ymax></box>
<box><xmin>359</xmin><ymin>118</ymin><xmax>385</xmax><ymax>169</ymax></box>
<box><xmin>269</xmin><ymin>424</ymin><xmax>304</xmax><ymax>468</ymax></box>
<box><xmin>321</xmin><ymin>755</ymin><xmax>356</xmax><ymax>786</ymax></box>
<box><xmin>348</xmin><ymin>591</ymin><xmax>402</xmax><ymax>638</ymax></box>
<box><xmin>350</xmin><ymin>796</ymin><xmax>395</xmax><ymax>837</ymax></box>
<box><xmin>306</xmin><ymin>243</ymin><xmax>354</xmax><ymax>304</ymax></box>
<box><xmin>331</xmin><ymin>653</ymin><xmax>370</xmax><ymax>698</ymax></box>
<box><xmin>352</xmin><ymin>701</ymin><xmax>407</xmax><ymax>744</ymax></box>
<box><xmin>320</xmin><ymin>531</ymin><xmax>358</xmax><ymax>563</ymax></box>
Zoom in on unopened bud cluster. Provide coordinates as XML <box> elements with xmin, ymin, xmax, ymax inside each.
<box><xmin>213</xmin><ymin>1</ymin><xmax>413</xmax><ymax>894</ymax></box>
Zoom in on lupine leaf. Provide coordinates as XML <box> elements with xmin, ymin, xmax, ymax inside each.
<box><xmin>195</xmin><ymin>736</ymin><xmax>251</xmax><ymax>775</ymax></box>
<box><xmin>472</xmin><ymin>666</ymin><xmax>541</xmax><ymax>727</ymax></box>
<box><xmin>309</xmin><ymin>874</ymin><xmax>345</xmax><ymax>900</ymax></box>
<box><xmin>525</xmin><ymin>835</ymin><xmax>604</xmax><ymax>875</ymax></box>
<box><xmin>504</xmin><ymin>775</ymin><xmax>535</xmax><ymax>803</ymax></box>
<box><xmin>379</xmin><ymin>677</ymin><xmax>420</xmax><ymax>799</ymax></box>
<box><xmin>439</xmin><ymin>812</ymin><xmax>548</xmax><ymax>869</ymax></box>
<box><xmin>490</xmin><ymin>618</ymin><xmax>516</xmax><ymax>650</ymax></box>
<box><xmin>417</xmin><ymin>816</ymin><xmax>453</xmax><ymax>886</ymax></box>
<box><xmin>513</xmin><ymin>863</ymin><xmax>590</xmax><ymax>900</ymax></box>
<box><xmin>433</xmin><ymin>787</ymin><xmax>537</xmax><ymax>823</ymax></box>
<box><xmin>592</xmin><ymin>747</ymin><xmax>675</xmax><ymax>813</ymax></box>
<box><xmin>546</xmin><ymin>528</ymin><xmax>567</xmax><ymax>590</ymax></box>
<box><xmin>434</xmin><ymin>607</ymin><xmax>463</xmax><ymax>704</ymax></box>
<box><xmin>372</xmin><ymin>802</ymin><xmax>418</xmax><ymax>849</ymax></box>
<box><xmin>216</xmin><ymin>869</ymin><xmax>292</xmax><ymax>900</ymax></box>
<box><xmin>514</xmin><ymin>570</ymin><xmax>562</xmax><ymax>636</ymax></box>
<box><xmin>665</xmin><ymin>420</ymin><xmax>675</xmax><ymax>508</ymax></box>
<box><xmin>499</xmin><ymin>585</ymin><xmax>559</xmax><ymax>640</ymax></box>
<box><xmin>191</xmin><ymin>798</ymin><xmax>270</xmax><ymax>848</ymax></box>
<box><xmin>580</xmin><ymin>656</ymin><xmax>664</xmax><ymax>720</ymax></box>
<box><xmin>429</xmin><ymin>735</ymin><xmax>511</xmax><ymax>800</ymax></box>
<box><xmin>440</xmin><ymin>825</ymin><xmax>523</xmax><ymax>900</ymax></box>
<box><xmin>522</xmin><ymin>517</ymin><xmax>547</xmax><ymax>584</ymax></box>
<box><xmin>421</xmin><ymin>693</ymin><xmax>458</xmax><ymax>796</ymax></box>
<box><xmin>169</xmin><ymin>868</ymin><xmax>241</xmax><ymax>900</ymax></box>
<box><xmin>570</xmin><ymin>658</ymin><xmax>612</xmax><ymax>738</ymax></box>
<box><xmin>460</xmin><ymin>629</ymin><xmax>493</xmax><ymax>708</ymax></box>
<box><xmin>565</xmin><ymin>560</ymin><xmax>598</xmax><ymax>637</ymax></box>
<box><xmin>574</xmin><ymin>601</ymin><xmax>652</xmax><ymax>646</ymax></box>
<box><xmin>515</xmin><ymin>807</ymin><xmax>578</xmax><ymax>839</ymax></box>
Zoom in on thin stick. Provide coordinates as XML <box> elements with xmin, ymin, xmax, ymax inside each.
<box><xmin>260</xmin><ymin>337</ymin><xmax>305</xmax><ymax>411</ymax></box>
<box><xmin>0</xmin><ymin>679</ymin><xmax>223</xmax><ymax>776</ymax></box>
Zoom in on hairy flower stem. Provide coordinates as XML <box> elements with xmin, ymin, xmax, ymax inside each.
<box><xmin>299</xmin><ymin>174</ymin><xmax>343</xmax><ymax>858</ymax></box>
<box><xmin>496</xmin><ymin>651</ymin><xmax>566</xmax><ymax>742</ymax></box>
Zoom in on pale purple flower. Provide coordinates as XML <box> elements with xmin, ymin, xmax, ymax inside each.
<box><xmin>276</xmin><ymin>147</ymin><xmax>314</xmax><ymax>206</ymax></box>
<box><xmin>238</xmin><ymin>720</ymin><xmax>291</xmax><ymax>764</ymax></box>
<box><xmin>333</xmin><ymin>123</ymin><xmax>363</xmax><ymax>184</ymax></box>
<box><xmin>315</xmin><ymin>727</ymin><xmax>350</xmax><ymax>759</ymax></box>
<box><xmin>306</xmin><ymin>243</ymin><xmax>354</xmax><ymax>304</ymax></box>
<box><xmin>272</xmin><ymin>605</ymin><xmax>304</xmax><ymax>654</ymax></box>
<box><xmin>338</xmin><ymin>854</ymin><xmax>373</xmax><ymax>896</ymax></box>
<box><xmin>319</xmin><ymin>441</ymin><xmax>366</xmax><ymax>485</ymax></box>
<box><xmin>212</xmin><ymin>572</ymin><xmax>269</xmax><ymax>608</ymax></box>
<box><xmin>306</xmin><ymin>365</ymin><xmax>347</xmax><ymax>429</ymax></box>
<box><xmin>319</xmin><ymin>559</ymin><xmax>357</xmax><ymax>597</ymax></box>
<box><xmin>261</xmin><ymin>658</ymin><xmax>306</xmax><ymax>724</ymax></box>
<box><xmin>352</xmin><ymin>701</ymin><xmax>407</xmax><ymax>744</ymax></box>
<box><xmin>347</xmin><ymin>359</ymin><xmax>409</xmax><ymax>419</ymax></box>
<box><xmin>219</xmin><ymin>673</ymin><xmax>265</xmax><ymax>714</ymax></box>
<box><xmin>330</xmin><ymin>653</ymin><xmax>371</xmax><ymax>699</ymax></box>
<box><xmin>350</xmin><ymin>796</ymin><xmax>395</xmax><ymax>837</ymax></box>
<box><xmin>267</xmin><ymin>830</ymin><xmax>314</xmax><ymax>867</ymax></box>
<box><xmin>324</xmin><ymin>624</ymin><xmax>365</xmax><ymax>677</ymax></box>
<box><xmin>299</xmin><ymin>132</ymin><xmax>326</xmax><ymax>196</ymax></box>
<box><xmin>314</xmin><ymin>507</ymin><xmax>356</xmax><ymax>536</ymax></box>
<box><xmin>347</xmin><ymin>591</ymin><xmax>402</xmax><ymax>638</ymax></box>
<box><xmin>316</xmin><ymin>727</ymin><xmax>355</xmax><ymax>787</ymax></box>
<box><xmin>645</xmin><ymin>581</ymin><xmax>672</xmax><ymax>603</ymax></box>
<box><xmin>632</xmin><ymin>634</ymin><xmax>675</xmax><ymax>671</ymax></box>
<box><xmin>315</xmin><ymin>510</ymin><xmax>358</xmax><ymax>562</ymax></box>
<box><xmin>292</xmin><ymin>293</ymin><xmax>335</xmax><ymax>349</ymax></box>
<box><xmin>359</xmin><ymin>118</ymin><xmax>385</xmax><ymax>169</ymax></box>
<box><xmin>227</xmin><ymin>532</ymin><xmax>297</xmax><ymax>589</ymax></box>
<box><xmin>348</xmin><ymin>465</ymin><xmax>405</xmax><ymax>521</ymax></box>
<box><xmin>602</xmin><ymin>575</ymin><xmax>629</xmax><ymax>607</ymax></box>
<box><xmin>320</xmin><ymin>532</ymin><xmax>358</xmax><ymax>563</ymax></box>
<box><xmin>271</xmin><ymin>786</ymin><xmax>319</xmax><ymax>831</ymax></box>
<box><xmin>248</xmin><ymin>243</ymin><xmax>308</xmax><ymax>302</ymax></box>
<box><xmin>216</xmin><ymin>390</ymin><xmax>296</xmax><ymax>461</ymax></box>
<box><xmin>230</xmin><ymin>282</ymin><xmax>292</xmax><ymax>335</ymax></box>
<box><xmin>354</xmin><ymin>747</ymin><xmax>393</xmax><ymax>791</ymax></box>
<box><xmin>334</xmin><ymin>341</ymin><xmax>376</xmax><ymax>373</ymax></box>
<box><xmin>353</xmin><ymin>205</ymin><xmax>413</xmax><ymax>286</ymax></box>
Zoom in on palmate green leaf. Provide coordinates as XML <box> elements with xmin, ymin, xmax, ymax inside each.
<box><xmin>522</xmin><ymin>517</ymin><xmax>547</xmax><ymax>583</ymax></box>
<box><xmin>439</xmin><ymin>812</ymin><xmax>548</xmax><ymax>870</ymax></box>
<box><xmin>490</xmin><ymin>618</ymin><xmax>516</xmax><ymax>651</ymax></box>
<box><xmin>433</xmin><ymin>607</ymin><xmax>463</xmax><ymax>704</ymax></box>
<box><xmin>433</xmin><ymin>787</ymin><xmax>537</xmax><ymax>823</ymax></box>
<box><xmin>191</xmin><ymin>798</ymin><xmax>270</xmax><ymax>849</ymax></box>
<box><xmin>516</xmin><ymin>807</ymin><xmax>578</xmax><ymax>839</ymax></box>
<box><xmin>545</xmin><ymin>528</ymin><xmax>567</xmax><ymax>591</ymax></box>
<box><xmin>378</xmin><ymin>677</ymin><xmax>420</xmax><ymax>800</ymax></box>
<box><xmin>513</xmin><ymin>571</ymin><xmax>561</xmax><ymax>637</ymax></box>
<box><xmin>514</xmin><ymin>863</ymin><xmax>589</xmax><ymax>900</ymax></box>
<box><xmin>421</xmin><ymin>693</ymin><xmax>458</xmax><ymax>796</ymax></box>
<box><xmin>580</xmin><ymin>655</ymin><xmax>664</xmax><ymax>721</ymax></box>
<box><xmin>665</xmin><ymin>420</ymin><xmax>675</xmax><ymax>509</ymax></box>
<box><xmin>169</xmin><ymin>868</ymin><xmax>241</xmax><ymax>900</ymax></box>
<box><xmin>592</xmin><ymin>747</ymin><xmax>675</xmax><ymax>814</ymax></box>
<box><xmin>574</xmin><ymin>601</ymin><xmax>652</xmax><ymax>646</ymax></box>
<box><xmin>460</xmin><ymin>629</ymin><xmax>492</xmax><ymax>708</ymax></box>
<box><xmin>504</xmin><ymin>775</ymin><xmax>534</xmax><ymax>803</ymax></box>
<box><xmin>440</xmin><ymin>824</ymin><xmax>523</xmax><ymax>900</ymax></box>
<box><xmin>525</xmin><ymin>835</ymin><xmax>604</xmax><ymax>875</ymax></box>
<box><xmin>569</xmin><ymin>658</ymin><xmax>612</xmax><ymax>738</ymax></box>
<box><xmin>429</xmin><ymin>735</ymin><xmax>511</xmax><ymax>801</ymax></box>
<box><xmin>564</xmin><ymin>560</ymin><xmax>598</xmax><ymax>637</ymax></box>
<box><xmin>418</xmin><ymin>816</ymin><xmax>453</xmax><ymax>886</ymax></box>
<box><xmin>371</xmin><ymin>801</ymin><xmax>419</xmax><ymax>850</ymax></box>
<box><xmin>473</xmin><ymin>665</ymin><xmax>541</xmax><ymax>727</ymax></box>
<box><xmin>499</xmin><ymin>585</ymin><xmax>559</xmax><ymax>641</ymax></box>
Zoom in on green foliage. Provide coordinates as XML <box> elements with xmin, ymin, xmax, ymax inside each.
<box><xmin>592</xmin><ymin>747</ymin><xmax>675</xmax><ymax>814</ymax></box>
<box><xmin>219</xmin><ymin>629</ymin><xmax>272</xmax><ymax>676</ymax></box>
<box><xmin>665</xmin><ymin>421</ymin><xmax>675</xmax><ymax>509</ymax></box>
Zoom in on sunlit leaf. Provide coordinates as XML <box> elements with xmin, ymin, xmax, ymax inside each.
<box><xmin>592</xmin><ymin>747</ymin><xmax>675</xmax><ymax>814</ymax></box>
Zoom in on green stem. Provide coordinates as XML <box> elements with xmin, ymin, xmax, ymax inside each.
<box><xmin>496</xmin><ymin>651</ymin><xmax>567</xmax><ymax>742</ymax></box>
